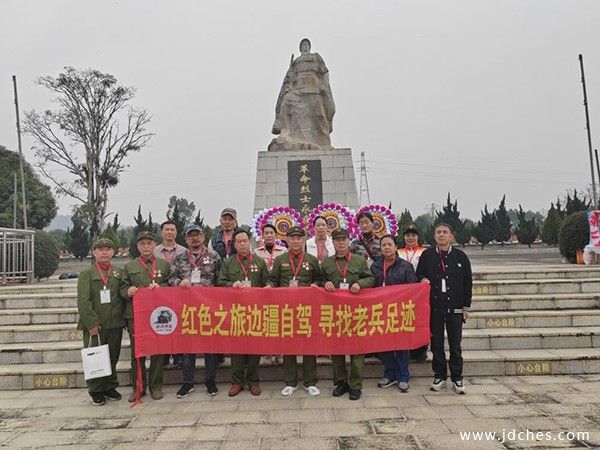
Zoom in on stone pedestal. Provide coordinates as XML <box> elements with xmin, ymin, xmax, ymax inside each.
<box><xmin>253</xmin><ymin>148</ymin><xmax>359</xmax><ymax>215</ymax></box>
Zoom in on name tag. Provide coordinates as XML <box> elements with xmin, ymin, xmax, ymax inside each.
<box><xmin>441</xmin><ymin>278</ymin><xmax>447</xmax><ymax>293</ymax></box>
<box><xmin>289</xmin><ymin>278</ymin><xmax>299</xmax><ymax>288</ymax></box>
<box><xmin>241</xmin><ymin>279</ymin><xmax>252</xmax><ymax>288</ymax></box>
<box><xmin>339</xmin><ymin>282</ymin><xmax>350</xmax><ymax>290</ymax></box>
<box><xmin>100</xmin><ymin>288</ymin><xmax>111</xmax><ymax>304</ymax></box>
<box><xmin>190</xmin><ymin>269</ymin><xmax>201</xmax><ymax>285</ymax></box>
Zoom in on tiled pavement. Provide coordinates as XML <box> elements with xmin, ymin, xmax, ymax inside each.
<box><xmin>0</xmin><ymin>375</ymin><xmax>599</xmax><ymax>449</ymax></box>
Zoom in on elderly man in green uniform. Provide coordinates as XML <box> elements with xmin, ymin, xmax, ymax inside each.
<box><xmin>77</xmin><ymin>238</ymin><xmax>125</xmax><ymax>406</ymax></box>
<box><xmin>321</xmin><ymin>228</ymin><xmax>375</xmax><ymax>400</ymax></box>
<box><xmin>267</xmin><ymin>226</ymin><xmax>323</xmax><ymax>397</ymax></box>
<box><xmin>218</xmin><ymin>228</ymin><xmax>268</xmax><ymax>397</ymax></box>
<box><xmin>120</xmin><ymin>231</ymin><xmax>170</xmax><ymax>402</ymax></box>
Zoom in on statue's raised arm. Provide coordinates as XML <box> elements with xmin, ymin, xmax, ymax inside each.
<box><xmin>268</xmin><ymin>38</ymin><xmax>336</xmax><ymax>151</ymax></box>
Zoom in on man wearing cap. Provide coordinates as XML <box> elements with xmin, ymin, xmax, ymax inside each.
<box><xmin>398</xmin><ymin>224</ymin><xmax>428</xmax><ymax>362</ymax></box>
<box><xmin>349</xmin><ymin>212</ymin><xmax>381</xmax><ymax>267</ymax></box>
<box><xmin>321</xmin><ymin>228</ymin><xmax>375</xmax><ymax>400</ymax></box>
<box><xmin>77</xmin><ymin>238</ymin><xmax>125</xmax><ymax>406</ymax></box>
<box><xmin>120</xmin><ymin>231</ymin><xmax>170</xmax><ymax>402</ymax></box>
<box><xmin>267</xmin><ymin>226</ymin><xmax>323</xmax><ymax>397</ymax></box>
<box><xmin>169</xmin><ymin>224</ymin><xmax>223</xmax><ymax>398</ymax></box>
<box><xmin>218</xmin><ymin>229</ymin><xmax>268</xmax><ymax>397</ymax></box>
<box><xmin>209</xmin><ymin>208</ymin><xmax>244</xmax><ymax>260</ymax></box>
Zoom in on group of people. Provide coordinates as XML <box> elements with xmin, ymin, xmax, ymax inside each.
<box><xmin>77</xmin><ymin>207</ymin><xmax>473</xmax><ymax>406</ymax></box>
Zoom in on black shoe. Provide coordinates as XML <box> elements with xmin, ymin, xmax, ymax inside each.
<box><xmin>348</xmin><ymin>388</ymin><xmax>362</xmax><ymax>401</ymax></box>
<box><xmin>176</xmin><ymin>383</ymin><xmax>195</xmax><ymax>398</ymax></box>
<box><xmin>90</xmin><ymin>392</ymin><xmax>106</xmax><ymax>406</ymax></box>
<box><xmin>332</xmin><ymin>381</ymin><xmax>349</xmax><ymax>397</ymax></box>
<box><xmin>103</xmin><ymin>388</ymin><xmax>122</xmax><ymax>401</ymax></box>
<box><xmin>206</xmin><ymin>379</ymin><xmax>218</xmax><ymax>396</ymax></box>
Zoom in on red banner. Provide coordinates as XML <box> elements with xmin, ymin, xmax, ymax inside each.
<box><xmin>133</xmin><ymin>284</ymin><xmax>430</xmax><ymax>357</ymax></box>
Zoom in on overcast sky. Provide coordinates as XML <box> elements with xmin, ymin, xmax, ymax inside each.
<box><xmin>1</xmin><ymin>1</ymin><xmax>600</xmax><ymax>227</ymax></box>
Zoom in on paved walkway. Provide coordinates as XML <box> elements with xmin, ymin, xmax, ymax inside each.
<box><xmin>0</xmin><ymin>375</ymin><xmax>598</xmax><ymax>449</ymax></box>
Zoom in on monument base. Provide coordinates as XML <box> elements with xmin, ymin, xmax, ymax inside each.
<box><xmin>253</xmin><ymin>148</ymin><xmax>359</xmax><ymax>215</ymax></box>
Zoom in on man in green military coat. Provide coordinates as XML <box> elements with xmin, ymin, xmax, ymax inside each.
<box><xmin>267</xmin><ymin>226</ymin><xmax>323</xmax><ymax>397</ymax></box>
<box><xmin>321</xmin><ymin>228</ymin><xmax>375</xmax><ymax>400</ymax></box>
<box><xmin>217</xmin><ymin>228</ymin><xmax>268</xmax><ymax>397</ymax></box>
<box><xmin>120</xmin><ymin>231</ymin><xmax>171</xmax><ymax>402</ymax></box>
<box><xmin>77</xmin><ymin>238</ymin><xmax>125</xmax><ymax>406</ymax></box>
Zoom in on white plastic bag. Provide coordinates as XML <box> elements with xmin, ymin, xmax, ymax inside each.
<box><xmin>81</xmin><ymin>334</ymin><xmax>112</xmax><ymax>380</ymax></box>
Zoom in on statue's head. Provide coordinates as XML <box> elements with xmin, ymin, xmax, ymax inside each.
<box><xmin>299</xmin><ymin>38</ymin><xmax>311</xmax><ymax>54</ymax></box>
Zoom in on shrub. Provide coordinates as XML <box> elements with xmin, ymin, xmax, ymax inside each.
<box><xmin>558</xmin><ymin>211</ymin><xmax>589</xmax><ymax>263</ymax></box>
<box><xmin>34</xmin><ymin>230</ymin><xmax>59</xmax><ymax>280</ymax></box>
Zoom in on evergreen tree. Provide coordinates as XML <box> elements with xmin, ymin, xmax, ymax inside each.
<box><xmin>129</xmin><ymin>206</ymin><xmax>149</xmax><ymax>258</ymax></box>
<box><xmin>67</xmin><ymin>210</ymin><xmax>90</xmax><ymax>261</ymax></box>
<box><xmin>541</xmin><ymin>202</ymin><xmax>562</xmax><ymax>245</ymax></box>
<box><xmin>565</xmin><ymin>190</ymin><xmax>590</xmax><ymax>215</ymax></box>
<box><xmin>168</xmin><ymin>201</ymin><xmax>188</xmax><ymax>247</ymax></box>
<box><xmin>455</xmin><ymin>219</ymin><xmax>475</xmax><ymax>245</ymax></box>
<box><xmin>516</xmin><ymin>205</ymin><xmax>539</xmax><ymax>247</ymax></box>
<box><xmin>397</xmin><ymin>209</ymin><xmax>413</xmax><ymax>234</ymax></box>
<box><xmin>494</xmin><ymin>195</ymin><xmax>512</xmax><ymax>244</ymax></box>
<box><xmin>436</xmin><ymin>193</ymin><xmax>463</xmax><ymax>233</ymax></box>
<box><xmin>474</xmin><ymin>205</ymin><xmax>496</xmax><ymax>249</ymax></box>
<box><xmin>112</xmin><ymin>213</ymin><xmax>120</xmax><ymax>232</ymax></box>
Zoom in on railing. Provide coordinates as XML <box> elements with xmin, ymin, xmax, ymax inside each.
<box><xmin>0</xmin><ymin>228</ymin><xmax>35</xmax><ymax>285</ymax></box>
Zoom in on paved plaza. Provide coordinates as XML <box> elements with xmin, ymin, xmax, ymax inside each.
<box><xmin>0</xmin><ymin>375</ymin><xmax>598</xmax><ymax>449</ymax></box>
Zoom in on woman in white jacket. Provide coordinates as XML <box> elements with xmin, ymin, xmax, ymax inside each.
<box><xmin>305</xmin><ymin>215</ymin><xmax>335</xmax><ymax>265</ymax></box>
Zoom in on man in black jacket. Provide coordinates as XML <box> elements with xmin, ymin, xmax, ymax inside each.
<box><xmin>416</xmin><ymin>223</ymin><xmax>472</xmax><ymax>394</ymax></box>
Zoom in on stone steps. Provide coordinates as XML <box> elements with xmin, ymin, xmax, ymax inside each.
<box><xmin>1</xmin><ymin>266</ymin><xmax>598</xmax><ymax>389</ymax></box>
<box><xmin>2</xmin><ymin>348</ymin><xmax>599</xmax><ymax>390</ymax></box>
<box><xmin>0</xmin><ymin>308</ymin><xmax>78</xmax><ymax>326</ymax></box>
<box><xmin>2</xmin><ymin>326</ymin><xmax>599</xmax><ymax>364</ymax></box>
<box><xmin>466</xmin><ymin>309</ymin><xmax>600</xmax><ymax>329</ymax></box>
<box><xmin>472</xmin><ymin>266</ymin><xmax>600</xmax><ymax>281</ymax></box>
<box><xmin>474</xmin><ymin>292</ymin><xmax>600</xmax><ymax>311</ymax></box>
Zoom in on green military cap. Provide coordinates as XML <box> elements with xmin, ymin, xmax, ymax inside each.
<box><xmin>331</xmin><ymin>228</ymin><xmax>349</xmax><ymax>240</ymax></box>
<box><xmin>136</xmin><ymin>231</ymin><xmax>156</xmax><ymax>242</ymax></box>
<box><xmin>286</xmin><ymin>226</ymin><xmax>306</xmax><ymax>237</ymax></box>
<box><xmin>403</xmin><ymin>224</ymin><xmax>419</xmax><ymax>235</ymax></box>
<box><xmin>92</xmin><ymin>238</ymin><xmax>115</xmax><ymax>250</ymax></box>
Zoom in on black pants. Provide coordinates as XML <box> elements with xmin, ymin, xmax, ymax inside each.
<box><xmin>430</xmin><ymin>312</ymin><xmax>463</xmax><ymax>381</ymax></box>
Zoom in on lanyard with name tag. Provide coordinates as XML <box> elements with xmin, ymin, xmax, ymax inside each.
<box><xmin>96</xmin><ymin>263</ymin><xmax>112</xmax><ymax>304</ymax></box>
<box><xmin>100</xmin><ymin>287</ymin><xmax>111</xmax><ymax>304</ymax></box>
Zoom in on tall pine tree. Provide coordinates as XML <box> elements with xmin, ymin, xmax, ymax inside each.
<box><xmin>494</xmin><ymin>195</ymin><xmax>512</xmax><ymax>244</ymax></box>
<box><xmin>474</xmin><ymin>205</ymin><xmax>496</xmax><ymax>249</ymax></box>
<box><xmin>516</xmin><ymin>205</ymin><xmax>539</xmax><ymax>247</ymax></box>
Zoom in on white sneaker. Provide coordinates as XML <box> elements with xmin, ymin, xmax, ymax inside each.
<box><xmin>281</xmin><ymin>385</ymin><xmax>299</xmax><ymax>396</ymax></box>
<box><xmin>452</xmin><ymin>380</ymin><xmax>466</xmax><ymax>395</ymax></box>
<box><xmin>430</xmin><ymin>378</ymin><xmax>447</xmax><ymax>391</ymax></box>
<box><xmin>304</xmin><ymin>385</ymin><xmax>320</xmax><ymax>396</ymax></box>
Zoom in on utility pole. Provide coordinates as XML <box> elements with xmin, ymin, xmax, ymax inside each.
<box><xmin>12</xmin><ymin>75</ymin><xmax>27</xmax><ymax>229</ymax></box>
<box><xmin>595</xmin><ymin>150</ymin><xmax>600</xmax><ymax>203</ymax></box>
<box><xmin>13</xmin><ymin>173</ymin><xmax>17</xmax><ymax>229</ymax></box>
<box><xmin>579</xmin><ymin>54</ymin><xmax>598</xmax><ymax>209</ymax></box>
<box><xmin>358</xmin><ymin>151</ymin><xmax>371</xmax><ymax>206</ymax></box>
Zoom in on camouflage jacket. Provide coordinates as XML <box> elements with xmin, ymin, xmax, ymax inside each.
<box><xmin>349</xmin><ymin>234</ymin><xmax>382</xmax><ymax>265</ymax></box>
<box><xmin>168</xmin><ymin>248</ymin><xmax>222</xmax><ymax>287</ymax></box>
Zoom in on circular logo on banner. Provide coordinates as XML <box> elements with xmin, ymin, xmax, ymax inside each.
<box><xmin>150</xmin><ymin>307</ymin><xmax>177</xmax><ymax>335</ymax></box>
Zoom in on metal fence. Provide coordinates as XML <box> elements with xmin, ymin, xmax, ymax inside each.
<box><xmin>0</xmin><ymin>228</ymin><xmax>35</xmax><ymax>285</ymax></box>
